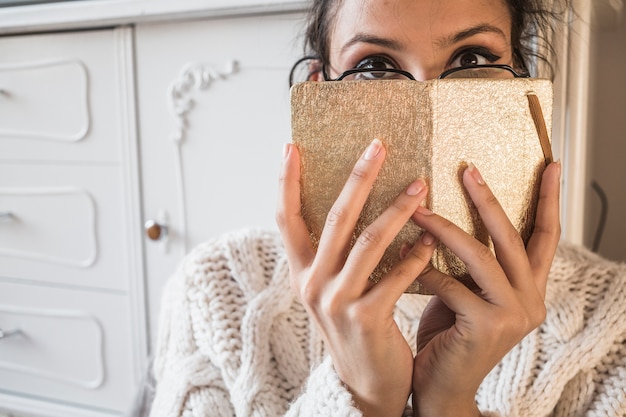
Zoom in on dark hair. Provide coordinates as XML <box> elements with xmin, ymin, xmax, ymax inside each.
<box><xmin>300</xmin><ymin>0</ymin><xmax>569</xmax><ymax>79</ymax></box>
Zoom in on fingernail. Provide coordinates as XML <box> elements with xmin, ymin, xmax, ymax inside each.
<box><xmin>416</xmin><ymin>206</ymin><xmax>433</xmax><ymax>216</ymax></box>
<box><xmin>555</xmin><ymin>159</ymin><xmax>562</xmax><ymax>178</ymax></box>
<box><xmin>363</xmin><ymin>139</ymin><xmax>383</xmax><ymax>160</ymax></box>
<box><xmin>467</xmin><ymin>162</ymin><xmax>485</xmax><ymax>185</ymax></box>
<box><xmin>421</xmin><ymin>231</ymin><xmax>435</xmax><ymax>245</ymax></box>
<box><xmin>406</xmin><ymin>179</ymin><xmax>426</xmax><ymax>196</ymax></box>
<box><xmin>283</xmin><ymin>143</ymin><xmax>292</xmax><ymax>159</ymax></box>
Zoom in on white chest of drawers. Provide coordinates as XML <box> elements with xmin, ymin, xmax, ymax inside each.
<box><xmin>0</xmin><ymin>27</ymin><xmax>147</xmax><ymax>417</ymax></box>
<box><xmin>0</xmin><ymin>7</ymin><xmax>305</xmax><ymax>415</ymax></box>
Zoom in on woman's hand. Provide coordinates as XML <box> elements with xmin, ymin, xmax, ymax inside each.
<box><xmin>276</xmin><ymin>139</ymin><xmax>437</xmax><ymax>417</ymax></box>
<box><xmin>410</xmin><ymin>162</ymin><xmax>562</xmax><ymax>417</ymax></box>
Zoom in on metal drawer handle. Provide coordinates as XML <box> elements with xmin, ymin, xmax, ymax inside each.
<box><xmin>0</xmin><ymin>328</ymin><xmax>21</xmax><ymax>339</ymax></box>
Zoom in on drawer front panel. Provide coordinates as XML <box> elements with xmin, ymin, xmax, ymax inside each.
<box><xmin>0</xmin><ymin>187</ymin><xmax>96</xmax><ymax>268</ymax></box>
<box><xmin>0</xmin><ymin>305</ymin><xmax>103</xmax><ymax>389</ymax></box>
<box><xmin>0</xmin><ymin>59</ymin><xmax>88</xmax><ymax>142</ymax></box>
<box><xmin>0</xmin><ymin>29</ymin><xmax>121</xmax><ymax>163</ymax></box>
<box><xmin>0</xmin><ymin>163</ymin><xmax>131</xmax><ymax>291</ymax></box>
<box><xmin>0</xmin><ymin>281</ymin><xmax>136</xmax><ymax>412</ymax></box>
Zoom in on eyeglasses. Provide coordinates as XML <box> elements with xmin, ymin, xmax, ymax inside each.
<box><xmin>289</xmin><ymin>56</ymin><xmax>529</xmax><ymax>86</ymax></box>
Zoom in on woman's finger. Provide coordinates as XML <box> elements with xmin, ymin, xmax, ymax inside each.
<box><xmin>315</xmin><ymin>139</ymin><xmax>387</xmax><ymax>269</ymax></box>
<box><xmin>415</xmin><ymin>265</ymin><xmax>485</xmax><ymax>319</ymax></box>
<box><xmin>367</xmin><ymin>231</ymin><xmax>438</xmax><ymax>306</ymax></box>
<box><xmin>411</xmin><ymin>207</ymin><xmax>513</xmax><ymax>301</ymax></box>
<box><xmin>276</xmin><ymin>143</ymin><xmax>315</xmax><ymax>272</ymax></box>
<box><xmin>525</xmin><ymin>161</ymin><xmax>562</xmax><ymax>296</ymax></box>
<box><xmin>339</xmin><ymin>178</ymin><xmax>428</xmax><ymax>295</ymax></box>
<box><xmin>461</xmin><ymin>163</ymin><xmax>532</xmax><ymax>291</ymax></box>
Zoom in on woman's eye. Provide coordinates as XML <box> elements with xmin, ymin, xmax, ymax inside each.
<box><xmin>345</xmin><ymin>56</ymin><xmax>405</xmax><ymax>80</ymax></box>
<box><xmin>353</xmin><ymin>55</ymin><xmax>398</xmax><ymax>71</ymax></box>
<box><xmin>449</xmin><ymin>48</ymin><xmax>501</xmax><ymax>69</ymax></box>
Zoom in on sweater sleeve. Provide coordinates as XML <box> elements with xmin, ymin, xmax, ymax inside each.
<box><xmin>285</xmin><ymin>356</ymin><xmax>363</xmax><ymax>417</ymax></box>
<box><xmin>149</xmin><ymin>263</ymin><xmax>235</xmax><ymax>417</ymax></box>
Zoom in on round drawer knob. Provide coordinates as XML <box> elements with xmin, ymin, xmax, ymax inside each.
<box><xmin>144</xmin><ymin>219</ymin><xmax>168</xmax><ymax>241</ymax></box>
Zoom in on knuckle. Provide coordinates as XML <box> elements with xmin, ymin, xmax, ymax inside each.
<box><xmin>439</xmin><ymin>217</ymin><xmax>456</xmax><ymax>233</ymax></box>
<box><xmin>389</xmin><ymin>263</ymin><xmax>412</xmax><ymax>280</ymax></box>
<box><xmin>505</xmin><ymin>228</ymin><xmax>525</xmax><ymax>250</ymax></box>
<box><xmin>277</xmin><ymin>170</ymin><xmax>287</xmax><ymax>185</ymax></box>
<box><xmin>475</xmin><ymin>243</ymin><xmax>495</xmax><ymax>263</ymax></box>
<box><xmin>345</xmin><ymin>302</ymin><xmax>367</xmax><ymax>322</ymax></box>
<box><xmin>405</xmin><ymin>245</ymin><xmax>432</xmax><ymax>266</ymax></box>
<box><xmin>534</xmin><ymin>222</ymin><xmax>562</xmax><ymax>241</ymax></box>
<box><xmin>437</xmin><ymin>274</ymin><xmax>459</xmax><ymax>294</ymax></box>
<box><xmin>275</xmin><ymin>209</ymin><xmax>288</xmax><ymax>230</ymax></box>
<box><xmin>298</xmin><ymin>275</ymin><xmax>322</xmax><ymax>308</ymax></box>
<box><xmin>344</xmin><ymin>303</ymin><xmax>376</xmax><ymax>335</ymax></box>
<box><xmin>355</xmin><ymin>226</ymin><xmax>383</xmax><ymax>249</ymax></box>
<box><xmin>390</xmin><ymin>195</ymin><xmax>411</xmax><ymax>213</ymax></box>
<box><xmin>325</xmin><ymin>205</ymin><xmax>347</xmax><ymax>228</ymax></box>
<box><xmin>528</xmin><ymin>302</ymin><xmax>547</xmax><ymax>327</ymax></box>
<box><xmin>498</xmin><ymin>303</ymin><xmax>545</xmax><ymax>338</ymax></box>
<box><xmin>484</xmin><ymin>193</ymin><xmax>500</xmax><ymax>208</ymax></box>
<box><xmin>275</xmin><ymin>209</ymin><xmax>301</xmax><ymax>232</ymax></box>
<box><xmin>319</xmin><ymin>294</ymin><xmax>341</xmax><ymax>317</ymax></box>
<box><xmin>349</xmin><ymin>164</ymin><xmax>371</xmax><ymax>183</ymax></box>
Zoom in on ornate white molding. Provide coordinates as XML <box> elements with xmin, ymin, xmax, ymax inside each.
<box><xmin>167</xmin><ymin>60</ymin><xmax>239</xmax><ymax>144</ymax></box>
<box><xmin>166</xmin><ymin>60</ymin><xmax>240</xmax><ymax>254</ymax></box>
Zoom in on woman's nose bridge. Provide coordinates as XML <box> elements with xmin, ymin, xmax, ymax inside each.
<box><xmin>405</xmin><ymin>66</ymin><xmax>443</xmax><ymax>81</ymax></box>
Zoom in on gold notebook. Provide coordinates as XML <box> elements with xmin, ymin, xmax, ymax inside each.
<box><xmin>291</xmin><ymin>79</ymin><xmax>553</xmax><ymax>294</ymax></box>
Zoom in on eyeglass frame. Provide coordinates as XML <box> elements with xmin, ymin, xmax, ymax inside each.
<box><xmin>289</xmin><ymin>56</ymin><xmax>529</xmax><ymax>86</ymax></box>
<box><xmin>325</xmin><ymin>63</ymin><xmax>529</xmax><ymax>81</ymax></box>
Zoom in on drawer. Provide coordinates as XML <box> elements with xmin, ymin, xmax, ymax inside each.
<box><xmin>0</xmin><ymin>59</ymin><xmax>88</xmax><ymax>144</ymax></box>
<box><xmin>0</xmin><ymin>29</ymin><xmax>123</xmax><ymax>163</ymax></box>
<box><xmin>0</xmin><ymin>280</ymin><xmax>137</xmax><ymax>413</ymax></box>
<box><xmin>0</xmin><ymin>163</ymin><xmax>134</xmax><ymax>292</ymax></box>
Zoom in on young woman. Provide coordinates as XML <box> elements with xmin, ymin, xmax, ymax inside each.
<box><xmin>149</xmin><ymin>1</ymin><xmax>626</xmax><ymax>416</ymax></box>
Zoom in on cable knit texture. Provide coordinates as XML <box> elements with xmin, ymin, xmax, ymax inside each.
<box><xmin>150</xmin><ymin>229</ymin><xmax>626</xmax><ymax>417</ymax></box>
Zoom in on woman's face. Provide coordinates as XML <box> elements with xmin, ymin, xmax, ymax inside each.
<box><xmin>328</xmin><ymin>0</ymin><xmax>514</xmax><ymax>81</ymax></box>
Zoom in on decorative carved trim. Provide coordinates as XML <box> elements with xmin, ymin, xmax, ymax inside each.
<box><xmin>166</xmin><ymin>60</ymin><xmax>239</xmax><ymax>254</ymax></box>
<box><xmin>167</xmin><ymin>60</ymin><xmax>239</xmax><ymax>144</ymax></box>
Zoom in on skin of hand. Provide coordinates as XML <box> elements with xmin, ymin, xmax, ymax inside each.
<box><xmin>410</xmin><ymin>162</ymin><xmax>561</xmax><ymax>417</ymax></box>
<box><xmin>276</xmin><ymin>139</ymin><xmax>438</xmax><ymax>417</ymax></box>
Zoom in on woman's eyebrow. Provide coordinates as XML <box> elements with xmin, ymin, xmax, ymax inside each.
<box><xmin>340</xmin><ymin>33</ymin><xmax>404</xmax><ymax>54</ymax></box>
<box><xmin>436</xmin><ymin>24</ymin><xmax>507</xmax><ymax>48</ymax></box>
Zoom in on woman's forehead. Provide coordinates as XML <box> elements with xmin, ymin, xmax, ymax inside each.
<box><xmin>331</xmin><ymin>0</ymin><xmax>512</xmax><ymax>50</ymax></box>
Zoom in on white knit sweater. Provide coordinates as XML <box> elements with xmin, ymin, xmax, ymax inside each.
<box><xmin>150</xmin><ymin>229</ymin><xmax>626</xmax><ymax>417</ymax></box>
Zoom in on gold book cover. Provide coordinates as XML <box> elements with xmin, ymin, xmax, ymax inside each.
<box><xmin>291</xmin><ymin>79</ymin><xmax>553</xmax><ymax>293</ymax></box>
